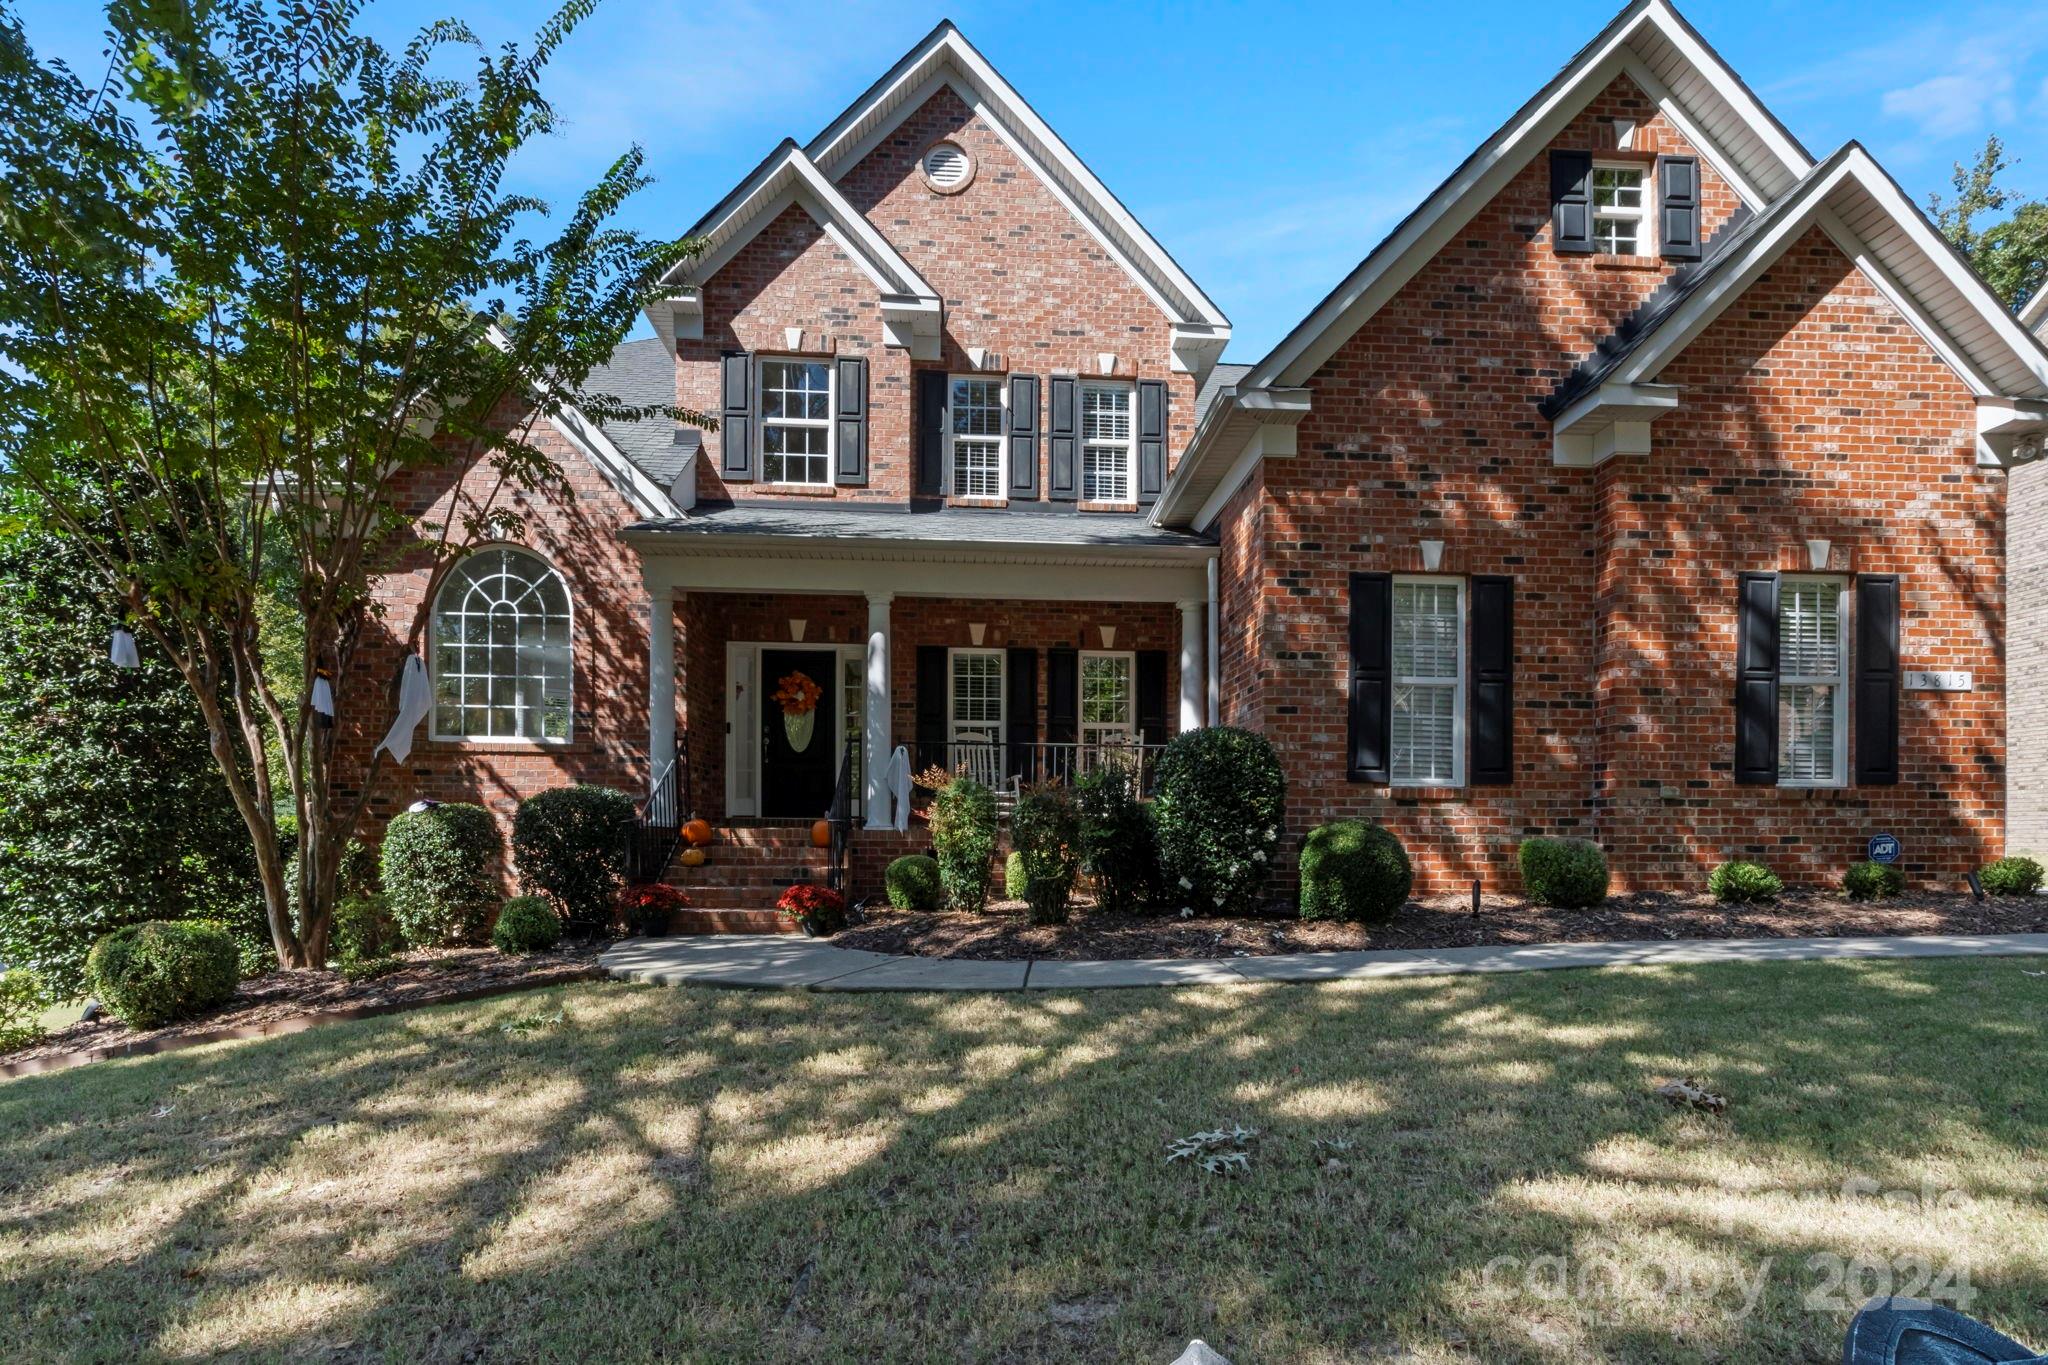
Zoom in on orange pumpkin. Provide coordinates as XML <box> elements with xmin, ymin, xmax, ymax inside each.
<box><xmin>811</xmin><ymin>819</ymin><xmax>832</xmax><ymax>848</ymax></box>
<box><xmin>679</xmin><ymin>847</ymin><xmax>707</xmax><ymax>868</ymax></box>
<box><xmin>682</xmin><ymin>818</ymin><xmax>714</xmax><ymax>847</ymax></box>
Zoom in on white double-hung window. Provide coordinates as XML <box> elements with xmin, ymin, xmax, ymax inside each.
<box><xmin>1779</xmin><ymin>577</ymin><xmax>1848</xmax><ymax>786</ymax></box>
<box><xmin>1080</xmin><ymin>651</ymin><xmax>1136</xmax><ymax>746</ymax></box>
<box><xmin>760</xmin><ymin>358</ymin><xmax>833</xmax><ymax>485</ymax></box>
<box><xmin>948</xmin><ymin>376</ymin><xmax>1004</xmax><ymax>498</ymax></box>
<box><xmin>1079</xmin><ymin>383</ymin><xmax>1134</xmax><ymax>503</ymax></box>
<box><xmin>949</xmin><ymin>649</ymin><xmax>1005</xmax><ymax>746</ymax></box>
<box><xmin>1391</xmin><ymin>577</ymin><xmax>1464</xmax><ymax>786</ymax></box>
<box><xmin>1591</xmin><ymin>163</ymin><xmax>1648</xmax><ymax>256</ymax></box>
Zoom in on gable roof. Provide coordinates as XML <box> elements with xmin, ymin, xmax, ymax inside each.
<box><xmin>1244</xmin><ymin>0</ymin><xmax>1811</xmax><ymax>393</ymax></box>
<box><xmin>1547</xmin><ymin>144</ymin><xmax>2048</xmax><ymax>409</ymax></box>
<box><xmin>800</xmin><ymin>20</ymin><xmax>1231</xmax><ymax>338</ymax></box>
<box><xmin>2023</xmin><ymin>288</ymin><xmax>2048</xmax><ymax>336</ymax></box>
<box><xmin>581</xmin><ymin>336</ymin><xmax>699</xmax><ymax>497</ymax></box>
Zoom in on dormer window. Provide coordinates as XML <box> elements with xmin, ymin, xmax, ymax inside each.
<box><xmin>760</xmin><ymin>357</ymin><xmax>833</xmax><ymax>485</ymax></box>
<box><xmin>1079</xmin><ymin>382</ymin><xmax>1134</xmax><ymax>503</ymax></box>
<box><xmin>1591</xmin><ymin>163</ymin><xmax>1647</xmax><ymax>255</ymax></box>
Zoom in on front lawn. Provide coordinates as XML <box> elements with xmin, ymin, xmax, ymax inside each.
<box><xmin>3</xmin><ymin>959</ymin><xmax>2046</xmax><ymax>1362</ymax></box>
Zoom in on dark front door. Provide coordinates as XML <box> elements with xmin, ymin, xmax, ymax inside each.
<box><xmin>759</xmin><ymin>649</ymin><xmax>839</xmax><ymax>818</ymax></box>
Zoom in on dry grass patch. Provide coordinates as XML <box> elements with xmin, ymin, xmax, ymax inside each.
<box><xmin>2</xmin><ymin>959</ymin><xmax>2047</xmax><ymax>1361</ymax></box>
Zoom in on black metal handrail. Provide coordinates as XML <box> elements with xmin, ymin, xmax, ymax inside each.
<box><xmin>826</xmin><ymin>730</ymin><xmax>857</xmax><ymax>893</ymax></box>
<box><xmin>629</xmin><ymin>732</ymin><xmax>686</xmax><ymax>884</ymax></box>
<box><xmin>913</xmin><ymin>738</ymin><xmax>1171</xmax><ymax>795</ymax></box>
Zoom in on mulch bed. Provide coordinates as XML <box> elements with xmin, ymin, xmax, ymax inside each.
<box><xmin>1</xmin><ymin>942</ymin><xmax>607</xmax><ymax>1077</ymax></box>
<box><xmin>833</xmin><ymin>890</ymin><xmax>2048</xmax><ymax>961</ymax></box>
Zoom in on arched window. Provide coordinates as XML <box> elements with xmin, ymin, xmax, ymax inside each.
<box><xmin>431</xmin><ymin>547</ymin><xmax>572</xmax><ymax>740</ymax></box>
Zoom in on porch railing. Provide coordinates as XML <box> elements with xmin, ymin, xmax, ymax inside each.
<box><xmin>914</xmin><ymin>739</ymin><xmax>1170</xmax><ymax>795</ymax></box>
<box><xmin>826</xmin><ymin>730</ymin><xmax>857</xmax><ymax>893</ymax></box>
<box><xmin>629</xmin><ymin>731</ymin><xmax>688</xmax><ymax>884</ymax></box>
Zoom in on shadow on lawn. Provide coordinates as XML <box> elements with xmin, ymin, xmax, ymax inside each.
<box><xmin>1</xmin><ymin>958</ymin><xmax>2045</xmax><ymax>1362</ymax></box>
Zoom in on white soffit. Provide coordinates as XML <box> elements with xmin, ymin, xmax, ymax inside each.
<box><xmin>802</xmin><ymin>21</ymin><xmax>1232</xmax><ymax>338</ymax></box>
<box><xmin>1245</xmin><ymin>0</ymin><xmax>1813</xmax><ymax>391</ymax></box>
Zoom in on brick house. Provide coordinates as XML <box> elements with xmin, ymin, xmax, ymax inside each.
<box><xmin>2010</xmin><ymin>294</ymin><xmax>2048</xmax><ymax>861</ymax></box>
<box><xmin>356</xmin><ymin>0</ymin><xmax>2048</xmax><ymax>905</ymax></box>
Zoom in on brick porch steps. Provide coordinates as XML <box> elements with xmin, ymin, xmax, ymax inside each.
<box><xmin>660</xmin><ymin>822</ymin><xmax>838</xmax><ymax>922</ymax></box>
<box><xmin>665</xmin><ymin>908</ymin><xmax>800</xmax><ymax>935</ymax></box>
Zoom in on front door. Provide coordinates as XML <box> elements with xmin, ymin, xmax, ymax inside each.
<box><xmin>759</xmin><ymin>648</ymin><xmax>839</xmax><ymax>818</ymax></box>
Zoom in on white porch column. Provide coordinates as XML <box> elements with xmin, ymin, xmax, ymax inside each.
<box><xmin>1177</xmin><ymin>597</ymin><xmax>1206</xmax><ymax>734</ymax></box>
<box><xmin>863</xmin><ymin>591</ymin><xmax>894</xmax><ymax>828</ymax></box>
<box><xmin>648</xmin><ymin>586</ymin><xmax>677</xmax><ymax>775</ymax></box>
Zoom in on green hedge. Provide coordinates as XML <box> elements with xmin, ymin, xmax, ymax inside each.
<box><xmin>381</xmin><ymin>804</ymin><xmax>500</xmax><ymax>946</ymax></box>
<box><xmin>1153</xmin><ymin>727</ymin><xmax>1285</xmax><ymax>917</ymax></box>
<box><xmin>1299</xmin><ymin>821</ymin><xmax>1412</xmax><ymax>924</ymax></box>
<box><xmin>492</xmin><ymin>896</ymin><xmax>562</xmax><ymax>954</ymax></box>
<box><xmin>886</xmin><ymin>855</ymin><xmax>943</xmax><ymax>911</ymax></box>
<box><xmin>85</xmin><ymin>920</ymin><xmax>240</xmax><ymax>1028</ymax></box>
<box><xmin>1075</xmin><ymin>766</ymin><xmax>1158</xmax><ymax>915</ymax></box>
<box><xmin>0</xmin><ymin>968</ymin><xmax>48</xmax><ymax>1052</ymax></box>
<box><xmin>1842</xmin><ymin>861</ymin><xmax>1905</xmax><ymax>900</ymax></box>
<box><xmin>332</xmin><ymin>893</ymin><xmax>403</xmax><ymax>965</ymax></box>
<box><xmin>512</xmin><ymin>785</ymin><xmax>636</xmax><ymax>933</ymax></box>
<box><xmin>1981</xmin><ymin>856</ymin><xmax>2045</xmax><ymax>897</ymax></box>
<box><xmin>1012</xmin><ymin>785</ymin><xmax>1081</xmax><ymax>925</ymax></box>
<box><xmin>1708</xmin><ymin>859</ymin><xmax>1782</xmax><ymax>904</ymax></box>
<box><xmin>1518</xmin><ymin>838</ymin><xmax>1610</xmax><ymax>908</ymax></box>
<box><xmin>1004</xmin><ymin>851</ymin><xmax>1029</xmax><ymax>902</ymax></box>
<box><xmin>930</xmin><ymin>778</ymin><xmax>999</xmax><ymax>913</ymax></box>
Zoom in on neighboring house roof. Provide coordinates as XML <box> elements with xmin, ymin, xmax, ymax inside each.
<box><xmin>625</xmin><ymin>502</ymin><xmax>1216</xmax><ymax>553</ymax></box>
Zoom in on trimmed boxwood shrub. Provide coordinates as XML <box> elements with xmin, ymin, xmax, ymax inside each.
<box><xmin>381</xmin><ymin>803</ymin><xmax>500</xmax><ymax>947</ymax></box>
<box><xmin>1708</xmin><ymin>859</ymin><xmax>1783</xmax><ymax>904</ymax></box>
<box><xmin>1519</xmin><ymin>837</ymin><xmax>1610</xmax><ymax>909</ymax></box>
<box><xmin>84</xmin><ymin>920</ymin><xmax>240</xmax><ymax>1028</ymax></box>
<box><xmin>1153</xmin><ymin>727</ymin><xmax>1286</xmax><ymax>916</ymax></box>
<box><xmin>1980</xmin><ymin>856</ymin><xmax>2045</xmax><ymax>897</ymax></box>
<box><xmin>1299</xmin><ymin>821</ymin><xmax>1412</xmax><ymax>923</ymax></box>
<box><xmin>1004</xmin><ymin>851</ymin><xmax>1029</xmax><ymax>902</ymax></box>
<box><xmin>512</xmin><ymin>785</ymin><xmax>636</xmax><ymax>933</ymax></box>
<box><xmin>1012</xmin><ymin>785</ymin><xmax>1082</xmax><ymax>925</ymax></box>
<box><xmin>930</xmin><ymin>777</ymin><xmax>999</xmax><ymax>913</ymax></box>
<box><xmin>1843</xmin><ymin>861</ymin><xmax>1906</xmax><ymax>901</ymax></box>
<box><xmin>332</xmin><ymin>893</ymin><xmax>402</xmax><ymax>965</ymax></box>
<box><xmin>1076</xmin><ymin>765</ymin><xmax>1158</xmax><ymax>915</ymax></box>
<box><xmin>886</xmin><ymin>855</ymin><xmax>943</xmax><ymax>911</ymax></box>
<box><xmin>492</xmin><ymin>896</ymin><xmax>562</xmax><ymax>954</ymax></box>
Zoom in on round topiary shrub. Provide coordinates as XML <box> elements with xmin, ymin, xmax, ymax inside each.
<box><xmin>1843</xmin><ymin>861</ymin><xmax>1906</xmax><ymax>901</ymax></box>
<box><xmin>1152</xmin><ymin>727</ymin><xmax>1285</xmax><ymax>917</ymax></box>
<box><xmin>512</xmin><ymin>785</ymin><xmax>636</xmax><ymax>934</ymax></box>
<box><xmin>930</xmin><ymin>777</ymin><xmax>999</xmax><ymax>913</ymax></box>
<box><xmin>1012</xmin><ymin>784</ymin><xmax>1081</xmax><ymax>925</ymax></box>
<box><xmin>1075</xmin><ymin>766</ymin><xmax>1159</xmax><ymax>915</ymax></box>
<box><xmin>381</xmin><ymin>803</ymin><xmax>501</xmax><ymax>947</ymax></box>
<box><xmin>1298</xmin><ymin>821</ymin><xmax>1412</xmax><ymax>923</ymax></box>
<box><xmin>1518</xmin><ymin>837</ymin><xmax>1610</xmax><ymax>909</ymax></box>
<box><xmin>84</xmin><ymin>920</ymin><xmax>240</xmax><ymax>1029</ymax></box>
<box><xmin>886</xmin><ymin>854</ymin><xmax>943</xmax><ymax>911</ymax></box>
<box><xmin>1708</xmin><ymin>859</ymin><xmax>1783</xmax><ymax>904</ymax></box>
<box><xmin>1004</xmin><ymin>851</ymin><xmax>1029</xmax><ymax>902</ymax></box>
<box><xmin>492</xmin><ymin>896</ymin><xmax>562</xmax><ymax>954</ymax></box>
<box><xmin>1980</xmin><ymin>856</ymin><xmax>2045</xmax><ymax>897</ymax></box>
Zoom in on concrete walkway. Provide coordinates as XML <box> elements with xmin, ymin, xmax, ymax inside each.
<box><xmin>599</xmin><ymin>931</ymin><xmax>2048</xmax><ymax>993</ymax></box>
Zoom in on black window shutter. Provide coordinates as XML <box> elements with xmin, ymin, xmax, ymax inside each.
<box><xmin>915</xmin><ymin>645</ymin><xmax>948</xmax><ymax>772</ymax></box>
<box><xmin>1855</xmin><ymin>575</ymin><xmax>1901</xmax><ymax>786</ymax></box>
<box><xmin>1551</xmin><ymin>150</ymin><xmax>1594</xmax><ymax>254</ymax></box>
<box><xmin>1008</xmin><ymin>375</ymin><xmax>1040</xmax><ymax>500</ymax></box>
<box><xmin>1046</xmin><ymin>648</ymin><xmax>1078</xmax><ymax>745</ymax></box>
<box><xmin>1470</xmin><ymin>576</ymin><xmax>1514</xmax><ymax>785</ymax></box>
<box><xmin>1005</xmin><ymin>647</ymin><xmax>1038</xmax><ymax>780</ymax></box>
<box><xmin>1136</xmin><ymin>379</ymin><xmax>1168</xmax><ymax>505</ymax></box>
<box><xmin>1136</xmin><ymin>649</ymin><xmax>1169</xmax><ymax>745</ymax></box>
<box><xmin>834</xmin><ymin>356</ymin><xmax>867</xmax><ymax>485</ymax></box>
<box><xmin>1047</xmin><ymin>375</ymin><xmax>1078</xmax><ymax>501</ymax></box>
<box><xmin>1735</xmin><ymin>572</ymin><xmax>1780</xmax><ymax>785</ymax></box>
<box><xmin>1348</xmin><ymin>572</ymin><xmax>1392</xmax><ymax>783</ymax></box>
<box><xmin>914</xmin><ymin>370</ymin><xmax>947</xmax><ymax>497</ymax></box>
<box><xmin>719</xmin><ymin>351</ymin><xmax>754</xmax><ymax>479</ymax></box>
<box><xmin>1658</xmin><ymin>155</ymin><xmax>1702</xmax><ymax>261</ymax></box>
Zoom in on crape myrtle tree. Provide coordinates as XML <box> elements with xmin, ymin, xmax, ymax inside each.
<box><xmin>0</xmin><ymin>0</ymin><xmax>702</xmax><ymax>967</ymax></box>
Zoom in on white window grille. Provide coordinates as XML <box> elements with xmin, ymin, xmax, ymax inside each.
<box><xmin>1779</xmin><ymin>577</ymin><xmax>1848</xmax><ymax>786</ymax></box>
<box><xmin>760</xmin><ymin>358</ymin><xmax>832</xmax><ymax>485</ymax></box>
<box><xmin>1591</xmin><ymin>164</ymin><xmax>1648</xmax><ymax>256</ymax></box>
<box><xmin>949</xmin><ymin>649</ymin><xmax>1005</xmax><ymax>746</ymax></box>
<box><xmin>1080</xmin><ymin>651</ymin><xmax>1135</xmax><ymax>747</ymax></box>
<box><xmin>1391</xmin><ymin>577</ymin><xmax>1464</xmax><ymax>786</ymax></box>
<box><xmin>1080</xmin><ymin>384</ymin><xmax>1134</xmax><ymax>503</ymax></box>
<box><xmin>431</xmin><ymin>547</ymin><xmax>572</xmax><ymax>741</ymax></box>
<box><xmin>948</xmin><ymin>377</ymin><xmax>1004</xmax><ymax>498</ymax></box>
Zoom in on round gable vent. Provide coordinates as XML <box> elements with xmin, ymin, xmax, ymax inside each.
<box><xmin>920</xmin><ymin>141</ymin><xmax>973</xmax><ymax>193</ymax></box>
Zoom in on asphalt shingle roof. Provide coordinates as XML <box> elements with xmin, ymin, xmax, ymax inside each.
<box><xmin>580</xmin><ymin>337</ymin><xmax>693</xmax><ymax>491</ymax></box>
<box><xmin>627</xmin><ymin>501</ymin><xmax>1216</xmax><ymax>549</ymax></box>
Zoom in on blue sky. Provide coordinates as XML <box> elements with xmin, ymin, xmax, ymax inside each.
<box><xmin>16</xmin><ymin>0</ymin><xmax>2048</xmax><ymax>361</ymax></box>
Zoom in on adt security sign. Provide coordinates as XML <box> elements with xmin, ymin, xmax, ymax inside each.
<box><xmin>1868</xmin><ymin>833</ymin><xmax>1901</xmax><ymax>865</ymax></box>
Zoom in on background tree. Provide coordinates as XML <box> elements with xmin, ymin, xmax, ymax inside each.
<box><xmin>0</xmin><ymin>0</ymin><xmax>700</xmax><ymax>968</ymax></box>
<box><xmin>0</xmin><ymin>483</ymin><xmax>261</xmax><ymax>997</ymax></box>
<box><xmin>1930</xmin><ymin>134</ymin><xmax>2048</xmax><ymax>311</ymax></box>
